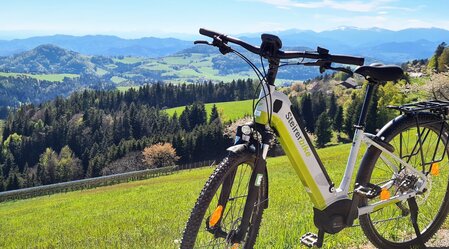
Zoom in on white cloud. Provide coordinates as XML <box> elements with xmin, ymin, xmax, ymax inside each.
<box><xmin>251</xmin><ymin>0</ymin><xmax>416</xmax><ymax>13</ymax></box>
<box><xmin>310</xmin><ymin>14</ymin><xmax>449</xmax><ymax>31</ymax></box>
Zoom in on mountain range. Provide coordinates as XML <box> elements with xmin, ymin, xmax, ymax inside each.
<box><xmin>1</xmin><ymin>27</ymin><xmax>448</xmax><ymax>62</ymax></box>
<box><xmin>0</xmin><ymin>35</ymin><xmax>193</xmax><ymax>58</ymax></box>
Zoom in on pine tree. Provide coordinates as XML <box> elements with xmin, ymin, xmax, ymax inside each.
<box><xmin>315</xmin><ymin>113</ymin><xmax>332</xmax><ymax>148</ymax></box>
<box><xmin>179</xmin><ymin>106</ymin><xmax>191</xmax><ymax>131</ymax></box>
<box><xmin>328</xmin><ymin>93</ymin><xmax>338</xmax><ymax>123</ymax></box>
<box><xmin>5</xmin><ymin>165</ymin><xmax>22</xmax><ymax>190</ymax></box>
<box><xmin>365</xmin><ymin>87</ymin><xmax>379</xmax><ymax>133</ymax></box>
<box><xmin>209</xmin><ymin>104</ymin><xmax>220</xmax><ymax>124</ymax></box>
<box><xmin>333</xmin><ymin>106</ymin><xmax>344</xmax><ymax>133</ymax></box>
<box><xmin>300</xmin><ymin>94</ymin><xmax>315</xmax><ymax>133</ymax></box>
<box><xmin>344</xmin><ymin>93</ymin><xmax>362</xmax><ymax>138</ymax></box>
<box><xmin>312</xmin><ymin>92</ymin><xmax>326</xmax><ymax>122</ymax></box>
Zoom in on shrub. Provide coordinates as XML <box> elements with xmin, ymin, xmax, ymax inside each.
<box><xmin>142</xmin><ymin>143</ymin><xmax>180</xmax><ymax>168</ymax></box>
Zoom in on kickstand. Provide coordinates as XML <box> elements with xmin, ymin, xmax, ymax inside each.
<box><xmin>408</xmin><ymin>197</ymin><xmax>426</xmax><ymax>249</ymax></box>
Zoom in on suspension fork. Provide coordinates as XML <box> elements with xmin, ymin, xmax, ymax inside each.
<box><xmin>215</xmin><ymin>168</ymin><xmax>238</xmax><ymax>224</ymax></box>
<box><xmin>232</xmin><ymin>156</ymin><xmax>267</xmax><ymax>243</ymax></box>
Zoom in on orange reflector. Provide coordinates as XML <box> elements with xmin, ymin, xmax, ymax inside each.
<box><xmin>380</xmin><ymin>188</ymin><xmax>390</xmax><ymax>200</ymax></box>
<box><xmin>209</xmin><ymin>205</ymin><xmax>223</xmax><ymax>227</ymax></box>
<box><xmin>431</xmin><ymin>163</ymin><xmax>440</xmax><ymax>176</ymax></box>
<box><xmin>231</xmin><ymin>243</ymin><xmax>239</xmax><ymax>249</ymax></box>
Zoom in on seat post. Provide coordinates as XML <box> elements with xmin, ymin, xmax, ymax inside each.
<box><xmin>357</xmin><ymin>81</ymin><xmax>377</xmax><ymax>128</ymax></box>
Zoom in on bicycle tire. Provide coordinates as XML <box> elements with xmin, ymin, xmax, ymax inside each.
<box><xmin>357</xmin><ymin>113</ymin><xmax>449</xmax><ymax>248</ymax></box>
<box><xmin>181</xmin><ymin>152</ymin><xmax>266</xmax><ymax>249</ymax></box>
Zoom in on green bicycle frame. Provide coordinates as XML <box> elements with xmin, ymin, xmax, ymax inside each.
<box><xmin>254</xmin><ymin>84</ymin><xmax>427</xmax><ymax>213</ymax></box>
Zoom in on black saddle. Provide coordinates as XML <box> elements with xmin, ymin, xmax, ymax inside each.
<box><xmin>354</xmin><ymin>63</ymin><xmax>404</xmax><ymax>82</ymax></box>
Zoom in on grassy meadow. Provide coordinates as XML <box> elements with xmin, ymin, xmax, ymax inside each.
<box><xmin>0</xmin><ymin>72</ymin><xmax>79</xmax><ymax>82</ymax></box>
<box><xmin>0</xmin><ymin>144</ymin><xmax>387</xmax><ymax>248</ymax></box>
<box><xmin>164</xmin><ymin>99</ymin><xmax>254</xmax><ymax>122</ymax></box>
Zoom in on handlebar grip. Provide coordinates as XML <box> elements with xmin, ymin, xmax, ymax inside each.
<box><xmin>199</xmin><ymin>28</ymin><xmax>223</xmax><ymax>38</ymax></box>
<box><xmin>329</xmin><ymin>55</ymin><xmax>364</xmax><ymax>66</ymax></box>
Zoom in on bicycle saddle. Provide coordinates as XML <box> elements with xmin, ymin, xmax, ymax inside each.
<box><xmin>354</xmin><ymin>63</ymin><xmax>403</xmax><ymax>82</ymax></box>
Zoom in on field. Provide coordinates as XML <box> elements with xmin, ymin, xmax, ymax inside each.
<box><xmin>0</xmin><ymin>144</ymin><xmax>354</xmax><ymax>248</ymax></box>
<box><xmin>0</xmin><ymin>72</ymin><xmax>79</xmax><ymax>82</ymax></box>
<box><xmin>164</xmin><ymin>99</ymin><xmax>254</xmax><ymax>122</ymax></box>
<box><xmin>1</xmin><ymin>143</ymin><xmax>448</xmax><ymax>248</ymax></box>
<box><xmin>116</xmin><ymin>86</ymin><xmax>139</xmax><ymax>92</ymax></box>
<box><xmin>4</xmin><ymin>143</ymin><xmax>447</xmax><ymax>248</ymax></box>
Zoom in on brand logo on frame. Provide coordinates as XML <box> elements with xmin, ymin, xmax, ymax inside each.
<box><xmin>286</xmin><ymin>112</ymin><xmax>312</xmax><ymax>157</ymax></box>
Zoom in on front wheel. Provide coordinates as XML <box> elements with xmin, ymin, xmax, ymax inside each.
<box><xmin>358</xmin><ymin>113</ymin><xmax>449</xmax><ymax>248</ymax></box>
<box><xmin>181</xmin><ymin>152</ymin><xmax>266</xmax><ymax>249</ymax></box>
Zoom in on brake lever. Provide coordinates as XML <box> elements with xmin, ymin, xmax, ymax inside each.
<box><xmin>328</xmin><ymin>66</ymin><xmax>354</xmax><ymax>76</ymax></box>
<box><xmin>302</xmin><ymin>60</ymin><xmax>331</xmax><ymax>73</ymax></box>
<box><xmin>303</xmin><ymin>60</ymin><xmax>353</xmax><ymax>75</ymax></box>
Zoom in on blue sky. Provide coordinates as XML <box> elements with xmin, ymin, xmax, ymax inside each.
<box><xmin>0</xmin><ymin>0</ymin><xmax>448</xmax><ymax>39</ymax></box>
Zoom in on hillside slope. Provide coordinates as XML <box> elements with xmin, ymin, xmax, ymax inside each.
<box><xmin>0</xmin><ymin>144</ymin><xmax>358</xmax><ymax>248</ymax></box>
<box><xmin>164</xmin><ymin>99</ymin><xmax>254</xmax><ymax>122</ymax></box>
<box><xmin>0</xmin><ymin>44</ymin><xmax>96</xmax><ymax>74</ymax></box>
<box><xmin>1</xmin><ymin>143</ymin><xmax>447</xmax><ymax>248</ymax></box>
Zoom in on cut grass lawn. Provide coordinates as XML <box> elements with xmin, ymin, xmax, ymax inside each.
<box><xmin>164</xmin><ymin>99</ymin><xmax>254</xmax><ymax>123</ymax></box>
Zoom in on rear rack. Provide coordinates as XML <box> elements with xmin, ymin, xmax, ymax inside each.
<box><xmin>387</xmin><ymin>100</ymin><xmax>449</xmax><ymax>116</ymax></box>
<box><xmin>388</xmin><ymin>100</ymin><xmax>449</xmax><ymax>168</ymax></box>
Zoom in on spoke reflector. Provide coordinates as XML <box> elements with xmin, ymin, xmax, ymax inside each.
<box><xmin>209</xmin><ymin>205</ymin><xmax>223</xmax><ymax>227</ymax></box>
<box><xmin>380</xmin><ymin>188</ymin><xmax>391</xmax><ymax>200</ymax></box>
<box><xmin>431</xmin><ymin>162</ymin><xmax>440</xmax><ymax>176</ymax></box>
<box><xmin>231</xmin><ymin>243</ymin><xmax>240</xmax><ymax>249</ymax></box>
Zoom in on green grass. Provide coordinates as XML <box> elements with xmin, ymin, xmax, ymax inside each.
<box><xmin>113</xmin><ymin>57</ymin><xmax>145</xmax><ymax>64</ymax></box>
<box><xmin>0</xmin><ymin>72</ymin><xmax>79</xmax><ymax>82</ymax></box>
<box><xmin>137</xmin><ymin>53</ymin><xmax>256</xmax><ymax>84</ymax></box>
<box><xmin>95</xmin><ymin>67</ymin><xmax>109</xmax><ymax>76</ymax></box>
<box><xmin>0</xmin><ymin>144</ymin><xmax>357</xmax><ymax>248</ymax></box>
<box><xmin>0</xmin><ymin>143</ymin><xmax>447</xmax><ymax>248</ymax></box>
<box><xmin>116</xmin><ymin>86</ymin><xmax>139</xmax><ymax>92</ymax></box>
<box><xmin>164</xmin><ymin>99</ymin><xmax>254</xmax><ymax>122</ymax></box>
<box><xmin>110</xmin><ymin>76</ymin><xmax>127</xmax><ymax>84</ymax></box>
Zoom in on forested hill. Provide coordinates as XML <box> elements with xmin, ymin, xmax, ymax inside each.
<box><xmin>0</xmin><ymin>80</ymin><xmax>255</xmax><ymax>191</ymax></box>
<box><xmin>0</xmin><ymin>44</ymin><xmax>319</xmax><ymax>110</ymax></box>
<box><xmin>0</xmin><ymin>44</ymin><xmax>96</xmax><ymax>74</ymax></box>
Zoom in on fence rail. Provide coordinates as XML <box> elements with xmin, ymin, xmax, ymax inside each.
<box><xmin>0</xmin><ymin>159</ymin><xmax>216</xmax><ymax>203</ymax></box>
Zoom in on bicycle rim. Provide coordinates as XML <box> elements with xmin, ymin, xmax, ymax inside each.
<box><xmin>189</xmin><ymin>159</ymin><xmax>264</xmax><ymax>248</ymax></box>
<box><xmin>363</xmin><ymin>121</ymin><xmax>449</xmax><ymax>244</ymax></box>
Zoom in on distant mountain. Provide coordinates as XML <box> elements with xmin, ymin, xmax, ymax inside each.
<box><xmin>0</xmin><ymin>44</ymin><xmax>96</xmax><ymax>74</ymax></box>
<box><xmin>1</xmin><ymin>27</ymin><xmax>449</xmax><ymax>62</ymax></box>
<box><xmin>238</xmin><ymin>27</ymin><xmax>449</xmax><ymax>62</ymax></box>
<box><xmin>0</xmin><ymin>35</ymin><xmax>193</xmax><ymax>57</ymax></box>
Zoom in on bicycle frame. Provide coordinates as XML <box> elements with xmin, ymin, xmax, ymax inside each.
<box><xmin>254</xmin><ymin>84</ymin><xmax>428</xmax><ymax>214</ymax></box>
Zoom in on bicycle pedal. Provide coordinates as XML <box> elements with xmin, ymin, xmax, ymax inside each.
<box><xmin>300</xmin><ymin>232</ymin><xmax>319</xmax><ymax>247</ymax></box>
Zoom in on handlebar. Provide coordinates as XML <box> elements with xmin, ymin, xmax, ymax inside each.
<box><xmin>198</xmin><ymin>28</ymin><xmax>364</xmax><ymax>66</ymax></box>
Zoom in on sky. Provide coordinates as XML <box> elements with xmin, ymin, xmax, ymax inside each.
<box><xmin>0</xmin><ymin>0</ymin><xmax>448</xmax><ymax>39</ymax></box>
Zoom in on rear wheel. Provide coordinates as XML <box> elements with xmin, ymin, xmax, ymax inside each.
<box><xmin>181</xmin><ymin>152</ymin><xmax>266</xmax><ymax>249</ymax></box>
<box><xmin>358</xmin><ymin>113</ymin><xmax>449</xmax><ymax>248</ymax></box>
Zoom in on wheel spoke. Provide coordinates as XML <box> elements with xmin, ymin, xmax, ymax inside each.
<box><xmin>182</xmin><ymin>158</ymin><xmax>264</xmax><ymax>249</ymax></box>
<box><xmin>360</xmin><ymin>121</ymin><xmax>449</xmax><ymax>246</ymax></box>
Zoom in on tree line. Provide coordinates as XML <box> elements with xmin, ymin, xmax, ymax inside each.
<box><xmin>0</xmin><ymin>80</ymin><xmax>256</xmax><ymax>191</ymax></box>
